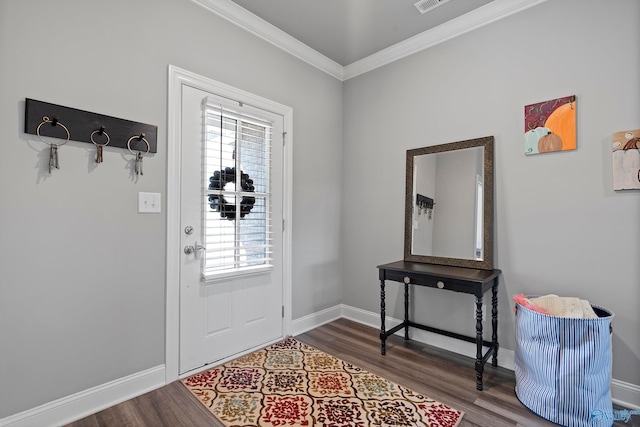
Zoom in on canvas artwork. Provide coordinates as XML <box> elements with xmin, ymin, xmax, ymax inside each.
<box><xmin>524</xmin><ymin>95</ymin><xmax>576</xmax><ymax>155</ymax></box>
<box><xmin>612</xmin><ymin>129</ymin><xmax>640</xmax><ymax>190</ymax></box>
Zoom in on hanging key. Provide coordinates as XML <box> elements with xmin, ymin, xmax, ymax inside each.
<box><xmin>90</xmin><ymin>128</ymin><xmax>109</xmax><ymax>165</ymax></box>
<box><xmin>134</xmin><ymin>151</ymin><xmax>144</xmax><ymax>175</ymax></box>
<box><xmin>36</xmin><ymin>116</ymin><xmax>68</xmax><ymax>174</ymax></box>
<box><xmin>49</xmin><ymin>144</ymin><xmax>59</xmax><ymax>173</ymax></box>
<box><xmin>127</xmin><ymin>134</ymin><xmax>149</xmax><ymax>177</ymax></box>
<box><xmin>96</xmin><ymin>144</ymin><xmax>103</xmax><ymax>164</ymax></box>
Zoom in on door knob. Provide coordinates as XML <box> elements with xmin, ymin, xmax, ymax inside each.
<box><xmin>184</xmin><ymin>242</ymin><xmax>206</xmax><ymax>255</ymax></box>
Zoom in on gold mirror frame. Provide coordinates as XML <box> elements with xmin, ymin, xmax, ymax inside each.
<box><xmin>404</xmin><ymin>136</ymin><xmax>494</xmax><ymax>270</ymax></box>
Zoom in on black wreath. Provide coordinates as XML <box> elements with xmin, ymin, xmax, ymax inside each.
<box><xmin>208</xmin><ymin>167</ymin><xmax>256</xmax><ymax>220</ymax></box>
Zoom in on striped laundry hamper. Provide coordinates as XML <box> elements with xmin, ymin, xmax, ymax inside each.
<box><xmin>514</xmin><ymin>299</ymin><xmax>614</xmax><ymax>427</ymax></box>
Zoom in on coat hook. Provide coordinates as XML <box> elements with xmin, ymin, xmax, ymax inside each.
<box><xmin>51</xmin><ymin>117</ymin><xmax>59</xmax><ymax>126</ymax></box>
<box><xmin>137</xmin><ymin>132</ymin><xmax>146</xmax><ymax>141</ymax></box>
<box><xmin>98</xmin><ymin>125</ymin><xmax>105</xmax><ymax>135</ymax></box>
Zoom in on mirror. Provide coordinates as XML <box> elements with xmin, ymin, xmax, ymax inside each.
<box><xmin>404</xmin><ymin>136</ymin><xmax>494</xmax><ymax>270</ymax></box>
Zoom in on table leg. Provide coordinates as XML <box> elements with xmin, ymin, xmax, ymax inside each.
<box><xmin>380</xmin><ymin>279</ymin><xmax>386</xmax><ymax>355</ymax></box>
<box><xmin>404</xmin><ymin>282</ymin><xmax>409</xmax><ymax>340</ymax></box>
<box><xmin>492</xmin><ymin>281</ymin><xmax>499</xmax><ymax>367</ymax></box>
<box><xmin>475</xmin><ymin>295</ymin><xmax>484</xmax><ymax>391</ymax></box>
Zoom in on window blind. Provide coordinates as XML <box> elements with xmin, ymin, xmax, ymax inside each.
<box><xmin>201</xmin><ymin>102</ymin><xmax>273</xmax><ymax>280</ymax></box>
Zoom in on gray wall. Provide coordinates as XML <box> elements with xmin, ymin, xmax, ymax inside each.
<box><xmin>343</xmin><ymin>0</ymin><xmax>640</xmax><ymax>387</ymax></box>
<box><xmin>2</xmin><ymin>0</ymin><xmax>639</xmax><ymax>420</ymax></box>
<box><xmin>0</xmin><ymin>0</ymin><xmax>343</xmax><ymax>418</ymax></box>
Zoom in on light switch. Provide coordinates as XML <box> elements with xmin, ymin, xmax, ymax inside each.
<box><xmin>138</xmin><ymin>192</ymin><xmax>161</xmax><ymax>213</ymax></box>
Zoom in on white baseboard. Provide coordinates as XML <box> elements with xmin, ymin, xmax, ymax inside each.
<box><xmin>0</xmin><ymin>365</ymin><xmax>165</xmax><ymax>427</ymax></box>
<box><xmin>299</xmin><ymin>304</ymin><xmax>640</xmax><ymax>409</ymax></box>
<box><xmin>291</xmin><ymin>304</ymin><xmax>343</xmax><ymax>336</ymax></box>
<box><xmin>612</xmin><ymin>379</ymin><xmax>640</xmax><ymax>410</ymax></box>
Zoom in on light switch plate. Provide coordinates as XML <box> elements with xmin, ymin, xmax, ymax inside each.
<box><xmin>138</xmin><ymin>192</ymin><xmax>161</xmax><ymax>213</ymax></box>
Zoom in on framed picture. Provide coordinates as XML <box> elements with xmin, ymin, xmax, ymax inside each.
<box><xmin>612</xmin><ymin>129</ymin><xmax>640</xmax><ymax>190</ymax></box>
<box><xmin>524</xmin><ymin>95</ymin><xmax>576</xmax><ymax>155</ymax></box>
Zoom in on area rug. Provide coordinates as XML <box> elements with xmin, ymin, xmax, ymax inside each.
<box><xmin>181</xmin><ymin>337</ymin><xmax>464</xmax><ymax>427</ymax></box>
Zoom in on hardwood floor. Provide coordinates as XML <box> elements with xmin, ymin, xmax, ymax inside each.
<box><xmin>66</xmin><ymin>318</ymin><xmax>637</xmax><ymax>427</ymax></box>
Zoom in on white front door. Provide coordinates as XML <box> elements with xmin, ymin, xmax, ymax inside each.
<box><xmin>178</xmin><ymin>84</ymin><xmax>285</xmax><ymax>375</ymax></box>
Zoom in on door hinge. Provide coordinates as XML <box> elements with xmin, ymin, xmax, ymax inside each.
<box><xmin>283</xmin><ymin>131</ymin><xmax>287</xmax><ymax>145</ymax></box>
<box><xmin>282</xmin><ymin>305</ymin><xmax>285</xmax><ymax>318</ymax></box>
<box><xmin>282</xmin><ymin>218</ymin><xmax>285</xmax><ymax>231</ymax></box>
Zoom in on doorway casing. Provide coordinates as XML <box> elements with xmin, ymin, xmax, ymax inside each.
<box><xmin>165</xmin><ymin>65</ymin><xmax>293</xmax><ymax>383</ymax></box>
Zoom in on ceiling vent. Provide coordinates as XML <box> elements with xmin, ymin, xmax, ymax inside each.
<box><xmin>414</xmin><ymin>0</ymin><xmax>451</xmax><ymax>15</ymax></box>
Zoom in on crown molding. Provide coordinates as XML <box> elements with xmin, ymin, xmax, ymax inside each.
<box><xmin>190</xmin><ymin>0</ymin><xmax>344</xmax><ymax>80</ymax></box>
<box><xmin>343</xmin><ymin>0</ymin><xmax>549</xmax><ymax>80</ymax></box>
<box><xmin>192</xmin><ymin>0</ymin><xmax>549</xmax><ymax>82</ymax></box>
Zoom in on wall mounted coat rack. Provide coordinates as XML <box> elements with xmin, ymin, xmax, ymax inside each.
<box><xmin>24</xmin><ymin>98</ymin><xmax>158</xmax><ymax>153</ymax></box>
<box><xmin>416</xmin><ymin>193</ymin><xmax>434</xmax><ymax>210</ymax></box>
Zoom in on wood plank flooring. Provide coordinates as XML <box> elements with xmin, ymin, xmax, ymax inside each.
<box><xmin>66</xmin><ymin>318</ymin><xmax>637</xmax><ymax>427</ymax></box>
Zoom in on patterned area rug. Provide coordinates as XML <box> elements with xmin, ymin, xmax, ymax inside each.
<box><xmin>182</xmin><ymin>337</ymin><xmax>464</xmax><ymax>426</ymax></box>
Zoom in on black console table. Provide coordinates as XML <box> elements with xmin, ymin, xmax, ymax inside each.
<box><xmin>378</xmin><ymin>261</ymin><xmax>501</xmax><ymax>390</ymax></box>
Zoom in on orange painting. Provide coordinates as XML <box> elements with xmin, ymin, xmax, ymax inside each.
<box><xmin>524</xmin><ymin>95</ymin><xmax>576</xmax><ymax>155</ymax></box>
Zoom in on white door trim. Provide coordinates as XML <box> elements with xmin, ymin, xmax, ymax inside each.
<box><xmin>165</xmin><ymin>65</ymin><xmax>293</xmax><ymax>384</ymax></box>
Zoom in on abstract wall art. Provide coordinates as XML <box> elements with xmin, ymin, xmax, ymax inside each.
<box><xmin>612</xmin><ymin>129</ymin><xmax>640</xmax><ymax>190</ymax></box>
<box><xmin>524</xmin><ymin>95</ymin><xmax>576</xmax><ymax>155</ymax></box>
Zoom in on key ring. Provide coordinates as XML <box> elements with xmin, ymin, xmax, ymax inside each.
<box><xmin>92</xmin><ymin>127</ymin><xmax>110</xmax><ymax>164</ymax></box>
<box><xmin>127</xmin><ymin>134</ymin><xmax>150</xmax><ymax>155</ymax></box>
<box><xmin>90</xmin><ymin>127</ymin><xmax>110</xmax><ymax>147</ymax></box>
<box><xmin>128</xmin><ymin>134</ymin><xmax>150</xmax><ymax>176</ymax></box>
<box><xmin>37</xmin><ymin>116</ymin><xmax>69</xmax><ymax>173</ymax></box>
<box><xmin>36</xmin><ymin>116</ymin><xmax>70</xmax><ymax>146</ymax></box>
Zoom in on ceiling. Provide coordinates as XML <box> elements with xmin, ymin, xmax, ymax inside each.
<box><xmin>229</xmin><ymin>0</ymin><xmax>493</xmax><ymax>66</ymax></box>
<box><xmin>193</xmin><ymin>0</ymin><xmax>548</xmax><ymax>80</ymax></box>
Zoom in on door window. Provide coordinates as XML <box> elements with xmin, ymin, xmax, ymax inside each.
<box><xmin>202</xmin><ymin>101</ymin><xmax>273</xmax><ymax>280</ymax></box>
